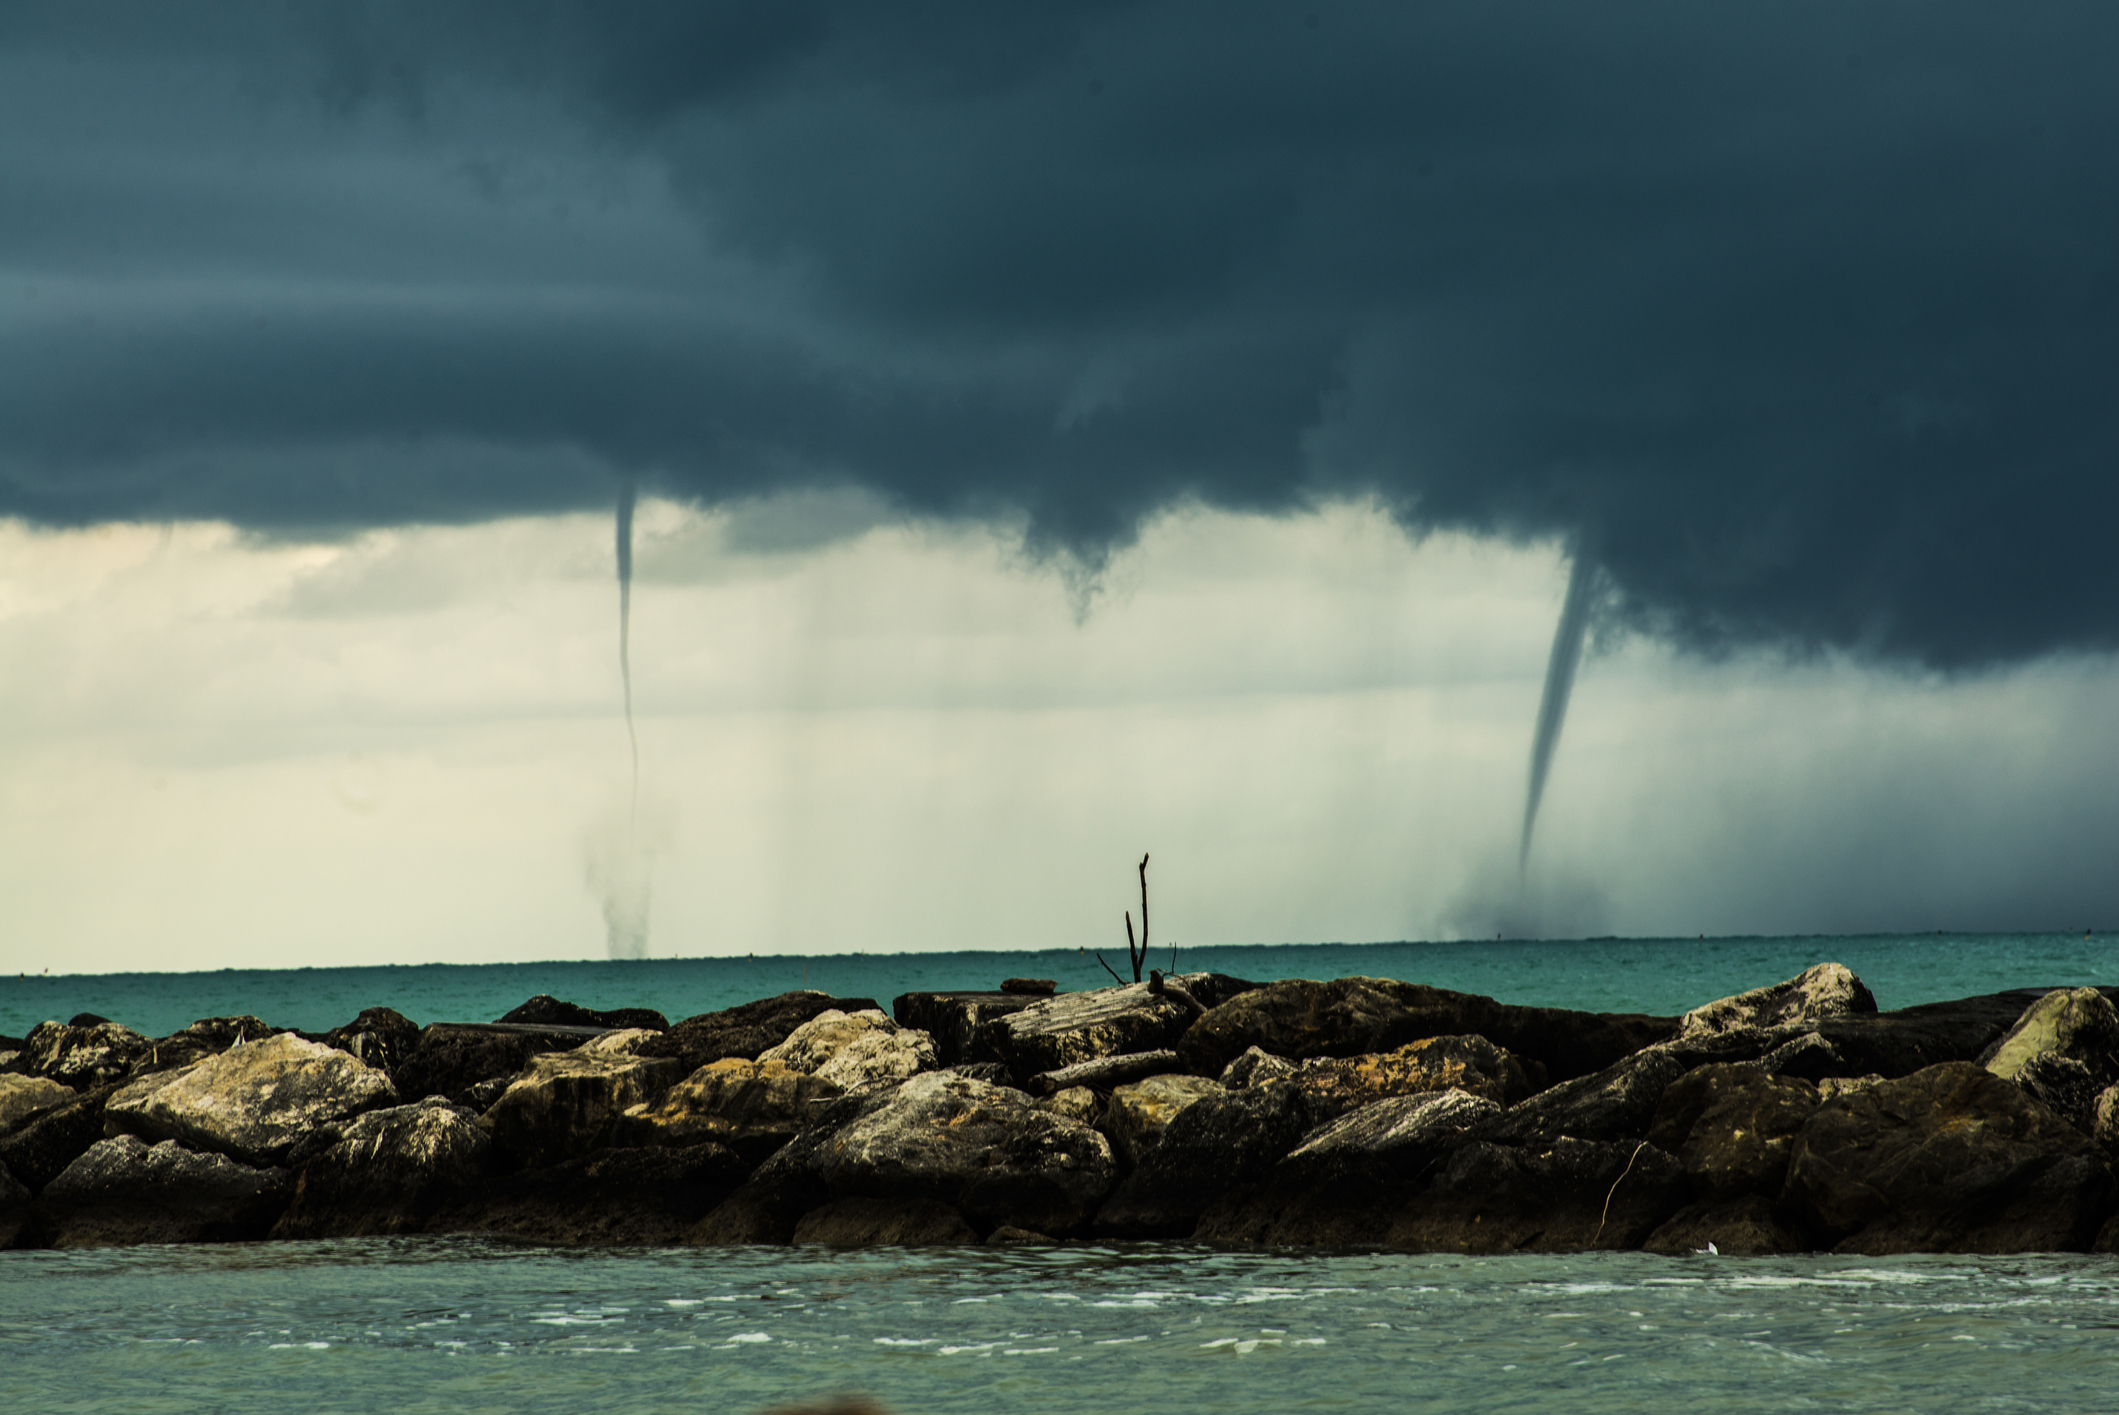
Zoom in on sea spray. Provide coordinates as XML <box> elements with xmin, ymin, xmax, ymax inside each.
<box><xmin>583</xmin><ymin>793</ymin><xmax>674</xmax><ymax>961</ymax></box>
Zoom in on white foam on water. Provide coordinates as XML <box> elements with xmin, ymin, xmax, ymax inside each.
<box><xmin>725</xmin><ymin>1333</ymin><xmax>771</xmax><ymax>1344</ymax></box>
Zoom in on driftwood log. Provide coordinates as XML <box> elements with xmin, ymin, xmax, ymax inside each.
<box><xmin>1028</xmin><ymin>1049</ymin><xmax>1183</xmax><ymax>1097</ymax></box>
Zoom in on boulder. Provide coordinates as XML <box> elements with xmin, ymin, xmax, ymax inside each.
<box><xmin>792</xmin><ymin>1196</ymin><xmax>979</xmax><ymax>1246</ymax></box>
<box><xmin>1175</xmin><ymin>977</ymin><xmax>1676</xmax><ymax>1085</ymax></box>
<box><xmin>1642</xmin><ymin>1196</ymin><xmax>1816</xmax><ymax>1255</ymax></box>
<box><xmin>985</xmin><ymin>974</ymin><xmax>1253</xmax><ymax>1082</ymax></box>
<box><xmin>1288</xmin><ymin>1035</ymin><xmax>1540</xmax><ymax>1120</ymax></box>
<box><xmin>619</xmin><ymin>1057</ymin><xmax>845</xmax><ymax>1164</ymax></box>
<box><xmin>641</xmin><ymin>992</ymin><xmax>883</xmax><ymax>1072</ymax></box>
<box><xmin>113</xmin><ymin>1033</ymin><xmax>397</xmax><ymax>1166</ymax></box>
<box><xmin>759</xmin><ymin>1009</ymin><xmax>938</xmax><ymax>1091</ymax></box>
<box><xmin>1783</xmin><ymin>1060</ymin><xmax>2112</xmax><ymax>1253</ymax></box>
<box><xmin>0</xmin><ymin>1085</ymin><xmax>120</xmax><ymax>1191</ymax></box>
<box><xmin>32</xmin><ymin>1136</ymin><xmax>290</xmax><ymax>1247</ymax></box>
<box><xmin>1981</xmin><ymin>988</ymin><xmax>2119</xmax><ymax>1087</ymax></box>
<box><xmin>1101</xmin><ymin>1075</ymin><xmax>1224</xmax><ymax>1169</ymax></box>
<box><xmin>2095</xmin><ymin>1083</ymin><xmax>2119</xmax><ymax>1152</ymax></box>
<box><xmin>482</xmin><ymin>1043</ymin><xmax>686</xmax><ymax>1169</ymax></box>
<box><xmin>434</xmin><ymin>1142</ymin><xmax>749</xmax><ymax>1244</ymax></box>
<box><xmin>1679</xmin><ymin>963</ymin><xmax>1877</xmax><ymax>1037</ymax></box>
<box><xmin>391</xmin><ymin>1023</ymin><xmax>589</xmax><ymax>1105</ymax></box>
<box><xmin>1481</xmin><ymin>1049</ymin><xmax>1689</xmax><ymax>1147</ymax></box>
<box><xmin>687</xmin><ymin>1093</ymin><xmax>880</xmax><ymax>1245</ymax></box>
<box><xmin>1036</xmin><ymin>1086</ymin><xmax>1104</xmax><ymax>1127</ymax></box>
<box><xmin>13</xmin><ymin>1019</ymin><xmax>154</xmax><ymax>1089</ymax></box>
<box><xmin>1096</xmin><ymin>1081</ymin><xmax>1316</xmax><ymax>1238</ymax></box>
<box><xmin>147</xmin><ymin>1016</ymin><xmax>288</xmax><ymax>1074</ymax></box>
<box><xmin>0</xmin><ymin>1075</ymin><xmax>75</xmax><ymax>1134</ymax></box>
<box><xmin>271</xmin><ymin>1097</ymin><xmax>493</xmax><ymax>1239</ymax></box>
<box><xmin>1219</xmin><ymin>1047</ymin><xmax>1296</xmax><ymax>1089</ymax></box>
<box><xmin>0</xmin><ymin>1162</ymin><xmax>28</xmax><ymax>1249</ymax></box>
<box><xmin>891</xmin><ymin>991</ymin><xmax>1048</xmax><ymax>1066</ymax></box>
<box><xmin>1805</xmin><ymin>990</ymin><xmax>2067</xmax><ymax>1080</ymax></box>
<box><xmin>2012</xmin><ymin>1052</ymin><xmax>2104</xmax><ymax>1134</ymax></box>
<box><xmin>1645</xmin><ymin>1062</ymin><xmax>1818</xmax><ymax>1201</ymax></box>
<box><xmin>322</xmin><ymin>1007</ymin><xmax>421</xmax><ymax>1075</ymax></box>
<box><xmin>495</xmin><ymin>994</ymin><xmax>670</xmax><ymax>1032</ymax></box>
<box><xmin>1386</xmin><ymin>1137</ymin><xmax>1688</xmax><ymax>1253</ymax></box>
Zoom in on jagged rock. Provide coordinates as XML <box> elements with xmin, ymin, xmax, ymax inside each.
<box><xmin>1807</xmin><ymin>990</ymin><xmax>2064</xmax><ymax>1080</ymax></box>
<box><xmin>271</xmin><ymin>1097</ymin><xmax>493</xmax><ymax>1238</ymax></box>
<box><xmin>792</xmin><ymin>1196</ymin><xmax>979</xmax><ymax>1246</ymax></box>
<box><xmin>986</xmin><ymin>975</ymin><xmax>1254</xmax><ymax>1082</ymax></box>
<box><xmin>147</xmin><ymin>1016</ymin><xmax>288</xmax><ymax>1074</ymax></box>
<box><xmin>112</xmin><ymin>1033</ymin><xmax>397</xmax><ymax>1166</ymax></box>
<box><xmin>1036</xmin><ymin>1086</ymin><xmax>1103</xmax><ymax>1126</ymax></box>
<box><xmin>0</xmin><ymin>1076</ymin><xmax>75</xmax><ymax>1133</ymax></box>
<box><xmin>1680</xmin><ymin>963</ymin><xmax>1877</xmax><ymax>1038</ymax></box>
<box><xmin>0</xmin><ymin>1085</ymin><xmax>118</xmax><ymax>1191</ymax></box>
<box><xmin>1386</xmin><ymin>1137</ymin><xmax>1687</xmax><ymax>1253</ymax></box>
<box><xmin>1289</xmin><ymin>1035</ymin><xmax>1540</xmax><ymax>1121</ymax></box>
<box><xmin>435</xmin><ymin>1143</ymin><xmax>749</xmax><ymax>1244</ymax></box>
<box><xmin>760</xmin><ymin>1009</ymin><xmax>938</xmax><ymax>1091</ymax></box>
<box><xmin>1982</xmin><ymin>988</ymin><xmax>2119</xmax><ymax>1087</ymax></box>
<box><xmin>1761</xmin><ymin>1031</ymin><xmax>1848</xmax><ymax>1080</ymax></box>
<box><xmin>892</xmin><ymin>992</ymin><xmax>1048</xmax><ymax>1066</ymax></box>
<box><xmin>1655</xmin><ymin>1024</ymin><xmax>1809</xmax><ymax>1070</ymax></box>
<box><xmin>1175</xmin><ymin>977</ymin><xmax>1676</xmax><ymax>1086</ymax></box>
<box><xmin>1219</xmin><ymin>1047</ymin><xmax>1296</xmax><ymax>1089</ymax></box>
<box><xmin>1097</xmin><ymin>1081</ymin><xmax>1316</xmax><ymax>1238</ymax></box>
<box><xmin>1480</xmin><ymin>1049</ymin><xmax>1688</xmax><ymax>1147</ymax></box>
<box><xmin>322</xmin><ymin>1008</ymin><xmax>421</xmax><ymax>1075</ymax></box>
<box><xmin>641</xmin><ymin>992</ymin><xmax>882</xmax><ymax>1072</ymax></box>
<box><xmin>14</xmin><ymin>1020</ymin><xmax>154</xmax><ymax>1089</ymax></box>
<box><xmin>495</xmin><ymin>995</ymin><xmax>670</xmax><ymax>1032</ymax></box>
<box><xmin>482</xmin><ymin>1042</ymin><xmax>685</xmax><ymax>1169</ymax></box>
<box><xmin>1101</xmin><ymin>1075</ymin><xmax>1224</xmax><ymax>1169</ymax></box>
<box><xmin>1784</xmin><ymin>1061</ymin><xmax>2112</xmax><ymax>1253</ymax></box>
<box><xmin>33</xmin><ymin>1136</ymin><xmax>290</xmax><ymax>1247</ymax></box>
<box><xmin>1818</xmin><ymin>1074</ymin><xmax>1885</xmax><ymax>1102</ymax></box>
<box><xmin>618</xmin><ymin>1058</ymin><xmax>844</xmax><ymax>1165</ymax></box>
<box><xmin>2014</xmin><ymin>1053</ymin><xmax>2103</xmax><ymax>1134</ymax></box>
<box><xmin>1643</xmin><ymin>1196</ymin><xmax>1816</xmax><ymax>1255</ymax></box>
<box><xmin>1646</xmin><ymin>1062</ymin><xmax>1818</xmax><ymax>1201</ymax></box>
<box><xmin>392</xmin><ymin>1024</ymin><xmax>587</xmax><ymax>1104</ymax></box>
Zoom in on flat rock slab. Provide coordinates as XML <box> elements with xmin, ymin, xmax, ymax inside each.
<box><xmin>987</xmin><ymin>974</ymin><xmax>1253</xmax><ymax>1081</ymax></box>
<box><xmin>113</xmin><ymin>1033</ymin><xmax>397</xmax><ymax>1166</ymax></box>
<box><xmin>34</xmin><ymin>1136</ymin><xmax>290</xmax><ymax>1248</ymax></box>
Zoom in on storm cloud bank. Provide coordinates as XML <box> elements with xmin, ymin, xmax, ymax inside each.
<box><xmin>5</xmin><ymin>2</ymin><xmax>2118</xmax><ymax>669</ymax></box>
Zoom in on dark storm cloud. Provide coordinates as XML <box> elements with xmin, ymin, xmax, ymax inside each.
<box><xmin>4</xmin><ymin>1</ymin><xmax>2118</xmax><ymax>666</ymax></box>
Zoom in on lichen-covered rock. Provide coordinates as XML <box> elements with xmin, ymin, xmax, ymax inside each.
<box><xmin>1646</xmin><ymin>1062</ymin><xmax>1818</xmax><ymax>1201</ymax></box>
<box><xmin>1679</xmin><ymin>963</ymin><xmax>1877</xmax><ymax>1038</ymax></box>
<box><xmin>619</xmin><ymin>1057</ymin><xmax>844</xmax><ymax>1164</ymax></box>
<box><xmin>1289</xmin><ymin>1035</ymin><xmax>1538</xmax><ymax>1120</ymax></box>
<box><xmin>271</xmin><ymin>1097</ymin><xmax>493</xmax><ymax>1239</ymax></box>
<box><xmin>495</xmin><ymin>995</ymin><xmax>670</xmax><ymax>1032</ymax></box>
<box><xmin>33</xmin><ymin>1136</ymin><xmax>290</xmax><ymax>1247</ymax></box>
<box><xmin>0</xmin><ymin>1075</ymin><xmax>76</xmax><ymax>1134</ymax></box>
<box><xmin>0</xmin><ymin>1085</ymin><xmax>116</xmax><ymax>1192</ymax></box>
<box><xmin>1784</xmin><ymin>1061</ymin><xmax>2111</xmax><ymax>1253</ymax></box>
<box><xmin>792</xmin><ymin>1196</ymin><xmax>978</xmax><ymax>1246</ymax></box>
<box><xmin>1096</xmin><ymin>1081</ymin><xmax>1316</xmax><ymax>1238</ymax></box>
<box><xmin>322</xmin><ymin>1007</ymin><xmax>421</xmax><ymax>1075</ymax></box>
<box><xmin>1386</xmin><ymin>1137</ymin><xmax>1687</xmax><ymax>1253</ymax></box>
<box><xmin>434</xmin><ymin>1143</ymin><xmax>749</xmax><ymax>1244</ymax></box>
<box><xmin>760</xmin><ymin>1009</ymin><xmax>937</xmax><ymax>1091</ymax></box>
<box><xmin>892</xmin><ymin>991</ymin><xmax>1049</xmax><ymax>1066</ymax></box>
<box><xmin>1982</xmin><ymin>988</ymin><xmax>2119</xmax><ymax>1088</ymax></box>
<box><xmin>1101</xmin><ymin>1075</ymin><xmax>1223</xmax><ymax>1169</ymax></box>
<box><xmin>640</xmin><ymin>992</ymin><xmax>883</xmax><ymax>1072</ymax></box>
<box><xmin>482</xmin><ymin>1044</ymin><xmax>685</xmax><ymax>1169</ymax></box>
<box><xmin>1035</xmin><ymin>1086</ymin><xmax>1103</xmax><ymax>1127</ymax></box>
<box><xmin>1643</xmin><ymin>1196</ymin><xmax>1815</xmax><ymax>1255</ymax></box>
<box><xmin>1219</xmin><ymin>1046</ymin><xmax>1295</xmax><ymax>1089</ymax></box>
<box><xmin>14</xmin><ymin>1020</ymin><xmax>154</xmax><ymax>1089</ymax></box>
<box><xmin>1481</xmin><ymin>1049</ymin><xmax>1688</xmax><ymax>1147</ymax></box>
<box><xmin>391</xmin><ymin>1024</ymin><xmax>586</xmax><ymax>1105</ymax></box>
<box><xmin>114</xmin><ymin>1033</ymin><xmax>397</xmax><ymax>1166</ymax></box>
<box><xmin>985</xmin><ymin>975</ymin><xmax>1252</xmax><ymax>1081</ymax></box>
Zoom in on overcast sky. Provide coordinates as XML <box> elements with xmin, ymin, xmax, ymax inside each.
<box><xmin>3</xmin><ymin>4</ymin><xmax>2116</xmax><ymax>972</ymax></box>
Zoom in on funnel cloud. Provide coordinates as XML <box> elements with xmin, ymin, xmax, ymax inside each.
<box><xmin>1520</xmin><ymin>557</ymin><xmax>1598</xmax><ymax>872</ymax></box>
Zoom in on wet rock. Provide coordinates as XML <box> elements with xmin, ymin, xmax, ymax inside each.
<box><xmin>759</xmin><ymin>1010</ymin><xmax>938</xmax><ymax>1092</ymax></box>
<box><xmin>1219</xmin><ymin>1047</ymin><xmax>1296</xmax><ymax>1089</ymax></box>
<box><xmin>619</xmin><ymin>1058</ymin><xmax>844</xmax><ymax>1165</ymax></box>
<box><xmin>271</xmin><ymin>1097</ymin><xmax>492</xmax><ymax>1238</ymax></box>
<box><xmin>891</xmin><ymin>992</ymin><xmax>1047</xmax><ymax>1066</ymax></box>
<box><xmin>986</xmin><ymin>974</ymin><xmax>1253</xmax><ymax>1082</ymax></box>
<box><xmin>643</xmin><ymin>992</ymin><xmax>882</xmax><ymax>1072</ymax></box>
<box><xmin>436</xmin><ymin>1143</ymin><xmax>749</xmax><ymax>1245</ymax></box>
<box><xmin>14</xmin><ymin>1019</ymin><xmax>154</xmax><ymax>1089</ymax></box>
<box><xmin>792</xmin><ymin>1196</ymin><xmax>979</xmax><ymax>1246</ymax></box>
<box><xmin>1175</xmin><ymin>977</ymin><xmax>1675</xmax><ymax>1086</ymax></box>
<box><xmin>1981</xmin><ymin>988</ymin><xmax>2119</xmax><ymax>1087</ymax></box>
<box><xmin>33</xmin><ymin>1136</ymin><xmax>290</xmax><ymax>1247</ymax></box>
<box><xmin>1101</xmin><ymin>1075</ymin><xmax>1224</xmax><ymax>1169</ymax></box>
<box><xmin>1036</xmin><ymin>1086</ymin><xmax>1103</xmax><ymax>1127</ymax></box>
<box><xmin>0</xmin><ymin>1086</ymin><xmax>119</xmax><ymax>1191</ymax></box>
<box><xmin>1480</xmin><ymin>1049</ymin><xmax>1688</xmax><ymax>1147</ymax></box>
<box><xmin>1784</xmin><ymin>1061</ymin><xmax>2112</xmax><ymax>1253</ymax></box>
<box><xmin>1290</xmin><ymin>1035</ymin><xmax>1540</xmax><ymax>1120</ymax></box>
<box><xmin>495</xmin><ymin>994</ymin><xmax>670</xmax><ymax>1032</ymax></box>
<box><xmin>392</xmin><ymin>1024</ymin><xmax>587</xmax><ymax>1104</ymax></box>
<box><xmin>1679</xmin><ymin>963</ymin><xmax>1877</xmax><ymax>1038</ymax></box>
<box><xmin>112</xmin><ymin>1033</ymin><xmax>397</xmax><ymax>1166</ymax></box>
<box><xmin>1645</xmin><ymin>1062</ymin><xmax>1818</xmax><ymax>1201</ymax></box>
<box><xmin>0</xmin><ymin>1162</ymin><xmax>27</xmax><ymax>1248</ymax></box>
<box><xmin>322</xmin><ymin>1007</ymin><xmax>421</xmax><ymax>1075</ymax></box>
<box><xmin>1096</xmin><ymin>1081</ymin><xmax>1316</xmax><ymax>1238</ymax></box>
<box><xmin>0</xmin><ymin>1075</ymin><xmax>76</xmax><ymax>1133</ymax></box>
<box><xmin>1386</xmin><ymin>1137</ymin><xmax>1687</xmax><ymax>1253</ymax></box>
<box><xmin>483</xmin><ymin>1042</ymin><xmax>686</xmax><ymax>1169</ymax></box>
<box><xmin>1643</xmin><ymin>1196</ymin><xmax>1816</xmax><ymax>1255</ymax></box>
<box><xmin>985</xmin><ymin>1225</ymin><xmax>1052</xmax><ymax>1244</ymax></box>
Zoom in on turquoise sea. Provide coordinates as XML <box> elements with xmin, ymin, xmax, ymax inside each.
<box><xmin>6</xmin><ymin>934</ymin><xmax>2119</xmax><ymax>1413</ymax></box>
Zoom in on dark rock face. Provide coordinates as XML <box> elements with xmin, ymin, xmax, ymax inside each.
<box><xmin>1647</xmin><ymin>1062</ymin><xmax>1818</xmax><ymax>1201</ymax></box>
<box><xmin>33</xmin><ymin>1136</ymin><xmax>291</xmax><ymax>1248</ymax></box>
<box><xmin>891</xmin><ymin>992</ymin><xmax>1046</xmax><ymax>1066</ymax></box>
<box><xmin>322</xmin><ymin>1008</ymin><xmax>421</xmax><ymax>1076</ymax></box>
<box><xmin>148</xmin><ymin>1016</ymin><xmax>288</xmax><ymax>1074</ymax></box>
<box><xmin>496</xmin><ymin>994</ymin><xmax>670</xmax><ymax>1032</ymax></box>
<box><xmin>0</xmin><ymin>1162</ymin><xmax>29</xmax><ymax>1249</ymax></box>
<box><xmin>1784</xmin><ymin>1061</ymin><xmax>2113</xmax><ymax>1253</ymax></box>
<box><xmin>1096</xmin><ymin>1081</ymin><xmax>1316</xmax><ymax>1238</ymax></box>
<box><xmin>1643</xmin><ymin>1196</ymin><xmax>1816</xmax><ymax>1255</ymax></box>
<box><xmin>1481</xmin><ymin>1049</ymin><xmax>1689</xmax><ymax>1147</ymax></box>
<box><xmin>1807</xmin><ymin>991</ymin><xmax>2061</xmax><ymax>1081</ymax></box>
<box><xmin>986</xmin><ymin>975</ymin><xmax>1254</xmax><ymax>1082</ymax></box>
<box><xmin>1289</xmin><ymin>1035</ymin><xmax>1541</xmax><ymax>1120</ymax></box>
<box><xmin>13</xmin><ymin>1020</ymin><xmax>154</xmax><ymax>1089</ymax></box>
<box><xmin>1175</xmin><ymin>977</ymin><xmax>1676</xmax><ymax>1085</ymax></box>
<box><xmin>619</xmin><ymin>1058</ymin><xmax>845</xmax><ymax>1166</ymax></box>
<box><xmin>392</xmin><ymin>1024</ymin><xmax>584</xmax><ymax>1105</ymax></box>
<box><xmin>1387</xmin><ymin>1138</ymin><xmax>1688</xmax><ymax>1253</ymax></box>
<box><xmin>436</xmin><ymin>1143</ymin><xmax>750</xmax><ymax>1244</ymax></box>
<box><xmin>791</xmin><ymin>1196</ymin><xmax>979</xmax><ymax>1246</ymax></box>
<box><xmin>640</xmin><ymin>992</ymin><xmax>881</xmax><ymax>1073</ymax></box>
<box><xmin>688</xmin><ymin>1092</ymin><xmax>882</xmax><ymax>1245</ymax></box>
<box><xmin>2013</xmin><ymin>1053</ymin><xmax>2104</xmax><ymax>1135</ymax></box>
<box><xmin>271</xmin><ymin>1097</ymin><xmax>493</xmax><ymax>1239</ymax></box>
<box><xmin>0</xmin><ymin>1075</ymin><xmax>76</xmax><ymax>1133</ymax></box>
<box><xmin>0</xmin><ymin>1085</ymin><xmax>118</xmax><ymax>1192</ymax></box>
<box><xmin>482</xmin><ymin>1046</ymin><xmax>684</xmax><ymax>1170</ymax></box>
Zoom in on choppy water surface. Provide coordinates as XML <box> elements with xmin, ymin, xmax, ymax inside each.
<box><xmin>4</xmin><ymin>1240</ymin><xmax>2117</xmax><ymax>1414</ymax></box>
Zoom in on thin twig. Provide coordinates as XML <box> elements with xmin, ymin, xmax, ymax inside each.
<box><xmin>1592</xmin><ymin>1140</ymin><xmax>1650</xmax><ymax>1246</ymax></box>
<box><xmin>1093</xmin><ymin>951</ymin><xmax>1128</xmax><ymax>986</ymax></box>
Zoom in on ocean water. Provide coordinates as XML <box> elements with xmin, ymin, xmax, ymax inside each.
<box><xmin>5</xmin><ymin>932</ymin><xmax>2115</xmax><ymax>1040</ymax></box>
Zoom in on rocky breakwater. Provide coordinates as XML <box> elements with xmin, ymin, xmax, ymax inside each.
<box><xmin>9</xmin><ymin>967</ymin><xmax>2119</xmax><ymax>1256</ymax></box>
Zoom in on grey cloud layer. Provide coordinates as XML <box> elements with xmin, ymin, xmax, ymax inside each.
<box><xmin>5</xmin><ymin>1</ymin><xmax>2117</xmax><ymax>666</ymax></box>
